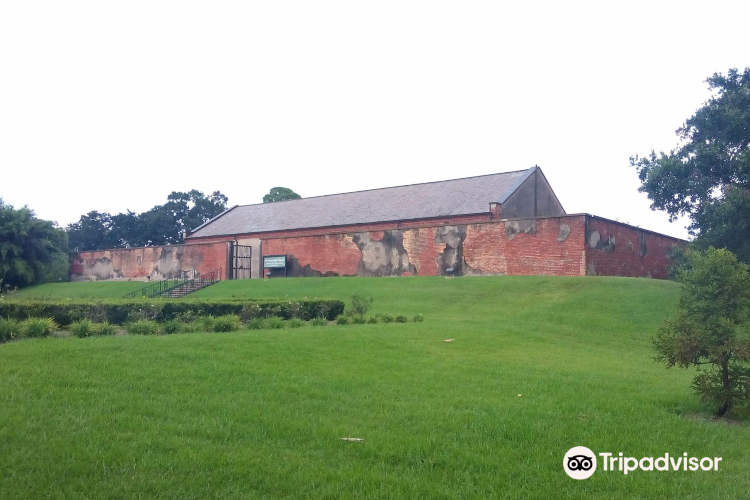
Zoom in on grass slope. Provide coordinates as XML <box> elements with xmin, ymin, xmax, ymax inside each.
<box><xmin>2</xmin><ymin>276</ymin><xmax>748</xmax><ymax>499</ymax></box>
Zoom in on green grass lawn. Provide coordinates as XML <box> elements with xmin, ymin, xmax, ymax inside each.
<box><xmin>12</xmin><ymin>280</ymin><xmax>149</xmax><ymax>299</ymax></box>
<box><xmin>2</xmin><ymin>276</ymin><xmax>748</xmax><ymax>499</ymax></box>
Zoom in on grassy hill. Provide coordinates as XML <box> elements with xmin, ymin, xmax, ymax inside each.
<box><xmin>2</xmin><ymin>276</ymin><xmax>748</xmax><ymax>499</ymax></box>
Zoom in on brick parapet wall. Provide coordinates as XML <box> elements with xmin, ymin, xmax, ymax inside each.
<box><xmin>69</xmin><ymin>241</ymin><xmax>231</xmax><ymax>282</ymax></box>
<box><xmin>584</xmin><ymin>216</ymin><xmax>683</xmax><ymax>279</ymax></box>
<box><xmin>262</xmin><ymin>215</ymin><xmax>588</xmax><ymax>277</ymax></box>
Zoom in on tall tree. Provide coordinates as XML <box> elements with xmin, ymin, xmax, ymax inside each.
<box><xmin>66</xmin><ymin>190</ymin><xmax>228</xmax><ymax>250</ymax></box>
<box><xmin>263</xmin><ymin>187</ymin><xmax>301</xmax><ymax>203</ymax></box>
<box><xmin>631</xmin><ymin>67</ymin><xmax>750</xmax><ymax>262</ymax></box>
<box><xmin>0</xmin><ymin>199</ymin><xmax>69</xmax><ymax>290</ymax></box>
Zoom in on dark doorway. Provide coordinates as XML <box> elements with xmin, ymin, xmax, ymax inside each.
<box><xmin>231</xmin><ymin>244</ymin><xmax>252</xmax><ymax>279</ymax></box>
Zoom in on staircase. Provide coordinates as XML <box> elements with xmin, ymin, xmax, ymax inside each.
<box><xmin>123</xmin><ymin>268</ymin><xmax>222</xmax><ymax>299</ymax></box>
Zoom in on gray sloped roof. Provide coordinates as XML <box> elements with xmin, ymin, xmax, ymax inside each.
<box><xmin>188</xmin><ymin>167</ymin><xmax>534</xmax><ymax>238</ymax></box>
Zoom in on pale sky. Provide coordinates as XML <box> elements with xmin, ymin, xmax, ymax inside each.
<box><xmin>2</xmin><ymin>1</ymin><xmax>748</xmax><ymax>239</ymax></box>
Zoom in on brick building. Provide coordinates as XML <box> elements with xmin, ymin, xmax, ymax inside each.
<box><xmin>69</xmin><ymin>166</ymin><xmax>683</xmax><ymax>281</ymax></box>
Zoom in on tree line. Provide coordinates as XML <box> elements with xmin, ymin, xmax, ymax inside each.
<box><xmin>1</xmin><ymin>187</ymin><xmax>302</xmax><ymax>290</ymax></box>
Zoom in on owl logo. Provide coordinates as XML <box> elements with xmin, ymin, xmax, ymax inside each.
<box><xmin>563</xmin><ymin>446</ymin><xmax>597</xmax><ymax>479</ymax></box>
<box><xmin>567</xmin><ymin>455</ymin><xmax>593</xmax><ymax>471</ymax></box>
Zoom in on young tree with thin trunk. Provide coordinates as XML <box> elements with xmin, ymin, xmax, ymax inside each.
<box><xmin>654</xmin><ymin>247</ymin><xmax>750</xmax><ymax>417</ymax></box>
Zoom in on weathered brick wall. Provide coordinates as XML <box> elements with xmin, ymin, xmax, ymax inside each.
<box><xmin>70</xmin><ymin>241</ymin><xmax>231</xmax><ymax>281</ymax></box>
<box><xmin>463</xmin><ymin>216</ymin><xmax>587</xmax><ymax>276</ymax></box>
<box><xmin>262</xmin><ymin>216</ymin><xmax>588</xmax><ymax>277</ymax></box>
<box><xmin>584</xmin><ymin>216</ymin><xmax>682</xmax><ymax>279</ymax></box>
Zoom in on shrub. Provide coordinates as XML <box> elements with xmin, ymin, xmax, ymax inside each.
<box><xmin>311</xmin><ymin>317</ymin><xmax>327</xmax><ymax>327</ymax></box>
<box><xmin>381</xmin><ymin>315</ymin><xmax>394</xmax><ymax>323</ymax></box>
<box><xmin>267</xmin><ymin>317</ymin><xmax>285</xmax><ymax>330</ymax></box>
<box><xmin>22</xmin><ymin>317</ymin><xmax>58</xmax><ymax>338</ymax></box>
<box><xmin>413</xmin><ymin>314</ymin><xmax>424</xmax><ymax>323</ymax></box>
<box><xmin>367</xmin><ymin>316</ymin><xmax>378</xmax><ymax>324</ymax></box>
<box><xmin>198</xmin><ymin>315</ymin><xmax>216</xmax><ymax>332</ymax></box>
<box><xmin>161</xmin><ymin>319</ymin><xmax>183</xmax><ymax>335</ymax></box>
<box><xmin>247</xmin><ymin>318</ymin><xmax>264</xmax><ymax>330</ymax></box>
<box><xmin>181</xmin><ymin>322</ymin><xmax>202</xmax><ymax>334</ymax></box>
<box><xmin>352</xmin><ymin>316</ymin><xmax>367</xmax><ymax>325</ymax></box>
<box><xmin>70</xmin><ymin>319</ymin><xmax>94</xmax><ymax>338</ymax></box>
<box><xmin>0</xmin><ymin>299</ymin><xmax>345</xmax><ymax>326</ymax></box>
<box><xmin>240</xmin><ymin>303</ymin><xmax>262</xmax><ymax>322</ymax></box>
<box><xmin>289</xmin><ymin>318</ymin><xmax>303</xmax><ymax>328</ymax></box>
<box><xmin>350</xmin><ymin>294</ymin><xmax>373</xmax><ymax>317</ymax></box>
<box><xmin>214</xmin><ymin>314</ymin><xmax>241</xmax><ymax>332</ymax></box>
<box><xmin>96</xmin><ymin>321</ymin><xmax>116</xmax><ymax>336</ymax></box>
<box><xmin>0</xmin><ymin>318</ymin><xmax>22</xmax><ymax>341</ymax></box>
<box><xmin>395</xmin><ymin>315</ymin><xmax>408</xmax><ymax>323</ymax></box>
<box><xmin>287</xmin><ymin>302</ymin><xmax>303</xmax><ymax>319</ymax></box>
<box><xmin>128</xmin><ymin>319</ymin><xmax>159</xmax><ymax>335</ymax></box>
<box><xmin>336</xmin><ymin>315</ymin><xmax>349</xmax><ymax>325</ymax></box>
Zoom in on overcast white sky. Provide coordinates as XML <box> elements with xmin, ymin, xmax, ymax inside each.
<box><xmin>1</xmin><ymin>1</ymin><xmax>748</xmax><ymax>239</ymax></box>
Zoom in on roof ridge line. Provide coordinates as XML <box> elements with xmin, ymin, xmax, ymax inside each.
<box><xmin>229</xmin><ymin>167</ymin><xmax>533</xmax><ymax>209</ymax></box>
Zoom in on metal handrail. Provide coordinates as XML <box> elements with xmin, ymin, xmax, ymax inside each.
<box><xmin>122</xmin><ymin>269</ymin><xmax>198</xmax><ymax>299</ymax></box>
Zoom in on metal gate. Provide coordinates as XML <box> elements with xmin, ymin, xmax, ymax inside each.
<box><xmin>231</xmin><ymin>244</ymin><xmax>252</xmax><ymax>279</ymax></box>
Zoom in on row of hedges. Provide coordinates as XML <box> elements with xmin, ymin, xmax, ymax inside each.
<box><xmin>0</xmin><ymin>299</ymin><xmax>344</xmax><ymax>326</ymax></box>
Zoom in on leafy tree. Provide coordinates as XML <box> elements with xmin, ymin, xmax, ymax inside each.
<box><xmin>631</xmin><ymin>67</ymin><xmax>750</xmax><ymax>262</ymax></box>
<box><xmin>66</xmin><ymin>190</ymin><xmax>228</xmax><ymax>249</ymax></box>
<box><xmin>654</xmin><ymin>247</ymin><xmax>750</xmax><ymax>417</ymax></box>
<box><xmin>0</xmin><ymin>199</ymin><xmax>69</xmax><ymax>290</ymax></box>
<box><xmin>263</xmin><ymin>187</ymin><xmax>301</xmax><ymax>203</ymax></box>
<box><xmin>67</xmin><ymin>211</ymin><xmax>119</xmax><ymax>251</ymax></box>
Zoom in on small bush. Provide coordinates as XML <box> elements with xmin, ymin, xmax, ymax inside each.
<box><xmin>161</xmin><ymin>319</ymin><xmax>182</xmax><ymax>335</ymax></box>
<box><xmin>247</xmin><ymin>318</ymin><xmax>264</xmax><ymax>330</ymax></box>
<box><xmin>128</xmin><ymin>319</ymin><xmax>159</xmax><ymax>335</ymax></box>
<box><xmin>395</xmin><ymin>315</ymin><xmax>408</xmax><ymax>323</ymax></box>
<box><xmin>198</xmin><ymin>315</ymin><xmax>216</xmax><ymax>332</ymax></box>
<box><xmin>181</xmin><ymin>322</ymin><xmax>202</xmax><ymax>334</ymax></box>
<box><xmin>22</xmin><ymin>317</ymin><xmax>58</xmax><ymax>338</ymax></box>
<box><xmin>413</xmin><ymin>314</ymin><xmax>424</xmax><ymax>323</ymax></box>
<box><xmin>289</xmin><ymin>318</ymin><xmax>303</xmax><ymax>328</ymax></box>
<box><xmin>336</xmin><ymin>315</ymin><xmax>349</xmax><ymax>325</ymax></box>
<box><xmin>311</xmin><ymin>317</ymin><xmax>327</xmax><ymax>327</ymax></box>
<box><xmin>70</xmin><ymin>319</ymin><xmax>94</xmax><ymax>338</ymax></box>
<box><xmin>96</xmin><ymin>321</ymin><xmax>116</xmax><ymax>336</ymax></box>
<box><xmin>381</xmin><ymin>315</ymin><xmax>394</xmax><ymax>323</ymax></box>
<box><xmin>0</xmin><ymin>318</ymin><xmax>22</xmax><ymax>341</ymax></box>
<box><xmin>367</xmin><ymin>316</ymin><xmax>378</xmax><ymax>324</ymax></box>
<box><xmin>267</xmin><ymin>317</ymin><xmax>285</xmax><ymax>330</ymax></box>
<box><xmin>214</xmin><ymin>314</ymin><xmax>241</xmax><ymax>332</ymax></box>
<box><xmin>288</xmin><ymin>302</ymin><xmax>303</xmax><ymax>319</ymax></box>
<box><xmin>240</xmin><ymin>303</ymin><xmax>262</xmax><ymax>322</ymax></box>
<box><xmin>352</xmin><ymin>316</ymin><xmax>367</xmax><ymax>325</ymax></box>
<box><xmin>350</xmin><ymin>294</ymin><xmax>373</xmax><ymax>317</ymax></box>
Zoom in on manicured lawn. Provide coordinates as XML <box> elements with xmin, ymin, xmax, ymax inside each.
<box><xmin>11</xmin><ymin>280</ymin><xmax>148</xmax><ymax>299</ymax></box>
<box><xmin>1</xmin><ymin>276</ymin><xmax>748</xmax><ymax>499</ymax></box>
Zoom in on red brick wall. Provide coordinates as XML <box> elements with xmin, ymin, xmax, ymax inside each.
<box><xmin>261</xmin><ymin>216</ymin><xmax>588</xmax><ymax>277</ymax></box>
<box><xmin>69</xmin><ymin>241</ymin><xmax>230</xmax><ymax>281</ymax></box>
<box><xmin>585</xmin><ymin>216</ymin><xmax>682</xmax><ymax>279</ymax></box>
<box><xmin>463</xmin><ymin>216</ymin><xmax>587</xmax><ymax>276</ymax></box>
<box><xmin>263</xmin><ymin>234</ymin><xmax>362</xmax><ymax>276</ymax></box>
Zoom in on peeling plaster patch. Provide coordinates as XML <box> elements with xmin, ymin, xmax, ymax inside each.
<box><xmin>589</xmin><ymin>230</ymin><xmax>600</xmax><ymax>248</ymax></box>
<box><xmin>505</xmin><ymin>220</ymin><xmax>537</xmax><ymax>240</ymax></box>
<box><xmin>587</xmin><ymin>261</ymin><xmax>597</xmax><ymax>276</ymax></box>
<box><xmin>285</xmin><ymin>255</ymin><xmax>340</xmax><ymax>277</ymax></box>
<box><xmin>81</xmin><ymin>257</ymin><xmax>123</xmax><ymax>281</ymax></box>
<box><xmin>434</xmin><ymin>226</ymin><xmax>464</xmax><ymax>275</ymax></box>
<box><xmin>639</xmin><ymin>231</ymin><xmax>647</xmax><ymax>257</ymax></box>
<box><xmin>151</xmin><ymin>247</ymin><xmax>183</xmax><ymax>279</ymax></box>
<box><xmin>588</xmin><ymin>231</ymin><xmax>615</xmax><ymax>253</ymax></box>
<box><xmin>352</xmin><ymin>231</ymin><xmax>416</xmax><ymax>276</ymax></box>
<box><xmin>557</xmin><ymin>224</ymin><xmax>571</xmax><ymax>242</ymax></box>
